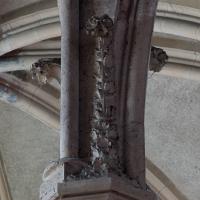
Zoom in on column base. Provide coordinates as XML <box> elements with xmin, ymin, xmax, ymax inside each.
<box><xmin>40</xmin><ymin>169</ymin><xmax>156</xmax><ymax>200</ymax></box>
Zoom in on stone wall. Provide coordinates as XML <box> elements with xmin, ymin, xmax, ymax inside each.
<box><xmin>0</xmin><ymin>102</ymin><xmax>59</xmax><ymax>200</ymax></box>
<box><xmin>146</xmin><ymin>73</ymin><xmax>200</xmax><ymax>200</ymax></box>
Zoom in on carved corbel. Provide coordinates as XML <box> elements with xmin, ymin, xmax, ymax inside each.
<box><xmin>150</xmin><ymin>46</ymin><xmax>168</xmax><ymax>72</ymax></box>
<box><xmin>30</xmin><ymin>58</ymin><xmax>61</xmax><ymax>85</ymax></box>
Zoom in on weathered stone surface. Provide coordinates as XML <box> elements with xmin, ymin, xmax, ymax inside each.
<box><xmin>85</xmin><ymin>14</ymin><xmax>121</xmax><ymax>176</ymax></box>
<box><xmin>41</xmin><ymin>0</ymin><xmax>158</xmax><ymax>199</ymax></box>
<box><xmin>150</xmin><ymin>47</ymin><xmax>168</xmax><ymax>72</ymax></box>
<box><xmin>79</xmin><ymin>0</ymin><xmax>117</xmax><ymax>162</ymax></box>
<box><xmin>41</xmin><ymin>175</ymin><xmax>156</xmax><ymax>200</ymax></box>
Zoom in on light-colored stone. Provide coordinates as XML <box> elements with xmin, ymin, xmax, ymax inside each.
<box><xmin>41</xmin><ymin>175</ymin><xmax>156</xmax><ymax>200</ymax></box>
<box><xmin>0</xmin><ymin>101</ymin><xmax>59</xmax><ymax>200</ymax></box>
<box><xmin>146</xmin><ymin>74</ymin><xmax>200</xmax><ymax>200</ymax></box>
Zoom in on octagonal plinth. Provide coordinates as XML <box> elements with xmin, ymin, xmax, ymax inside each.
<box><xmin>40</xmin><ymin>174</ymin><xmax>156</xmax><ymax>200</ymax></box>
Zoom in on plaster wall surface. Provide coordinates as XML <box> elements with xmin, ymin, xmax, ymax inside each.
<box><xmin>0</xmin><ymin>102</ymin><xmax>59</xmax><ymax>200</ymax></box>
<box><xmin>146</xmin><ymin>74</ymin><xmax>200</xmax><ymax>200</ymax></box>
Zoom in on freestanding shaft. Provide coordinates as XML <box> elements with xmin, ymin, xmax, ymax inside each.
<box><xmin>57</xmin><ymin>0</ymin><xmax>79</xmax><ymax>160</ymax></box>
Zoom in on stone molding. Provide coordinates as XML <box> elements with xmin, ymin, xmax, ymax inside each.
<box><xmin>156</xmin><ymin>47</ymin><xmax>200</xmax><ymax>81</ymax></box>
<box><xmin>146</xmin><ymin>159</ymin><xmax>188</xmax><ymax>200</ymax></box>
<box><xmin>1</xmin><ymin>1</ymin><xmax>200</xmax><ymax>38</ymax></box>
<box><xmin>0</xmin><ymin>7</ymin><xmax>59</xmax><ymax>38</ymax></box>
<box><xmin>0</xmin><ymin>73</ymin><xmax>59</xmax><ymax>113</ymax></box>
<box><xmin>0</xmin><ymin>2</ymin><xmax>200</xmax><ymax>56</ymax></box>
<box><xmin>0</xmin><ymin>73</ymin><xmax>59</xmax><ymax>129</ymax></box>
<box><xmin>157</xmin><ymin>2</ymin><xmax>200</xmax><ymax>25</ymax></box>
<box><xmin>0</xmin><ymin>152</ymin><xmax>12</xmax><ymax>200</ymax></box>
<box><xmin>40</xmin><ymin>174</ymin><xmax>156</xmax><ymax>200</ymax></box>
<box><xmin>165</xmin><ymin>48</ymin><xmax>200</xmax><ymax>68</ymax></box>
<box><xmin>0</xmin><ymin>23</ymin><xmax>60</xmax><ymax>56</ymax></box>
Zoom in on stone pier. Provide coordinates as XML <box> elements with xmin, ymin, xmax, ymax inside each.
<box><xmin>40</xmin><ymin>1</ymin><xmax>158</xmax><ymax>200</ymax></box>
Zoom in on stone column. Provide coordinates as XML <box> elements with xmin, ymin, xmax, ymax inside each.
<box><xmin>40</xmin><ymin>1</ymin><xmax>159</xmax><ymax>199</ymax></box>
<box><xmin>57</xmin><ymin>0</ymin><xmax>79</xmax><ymax>160</ymax></box>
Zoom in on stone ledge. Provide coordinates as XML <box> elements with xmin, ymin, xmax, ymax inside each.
<box><xmin>40</xmin><ymin>175</ymin><xmax>156</xmax><ymax>200</ymax></box>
